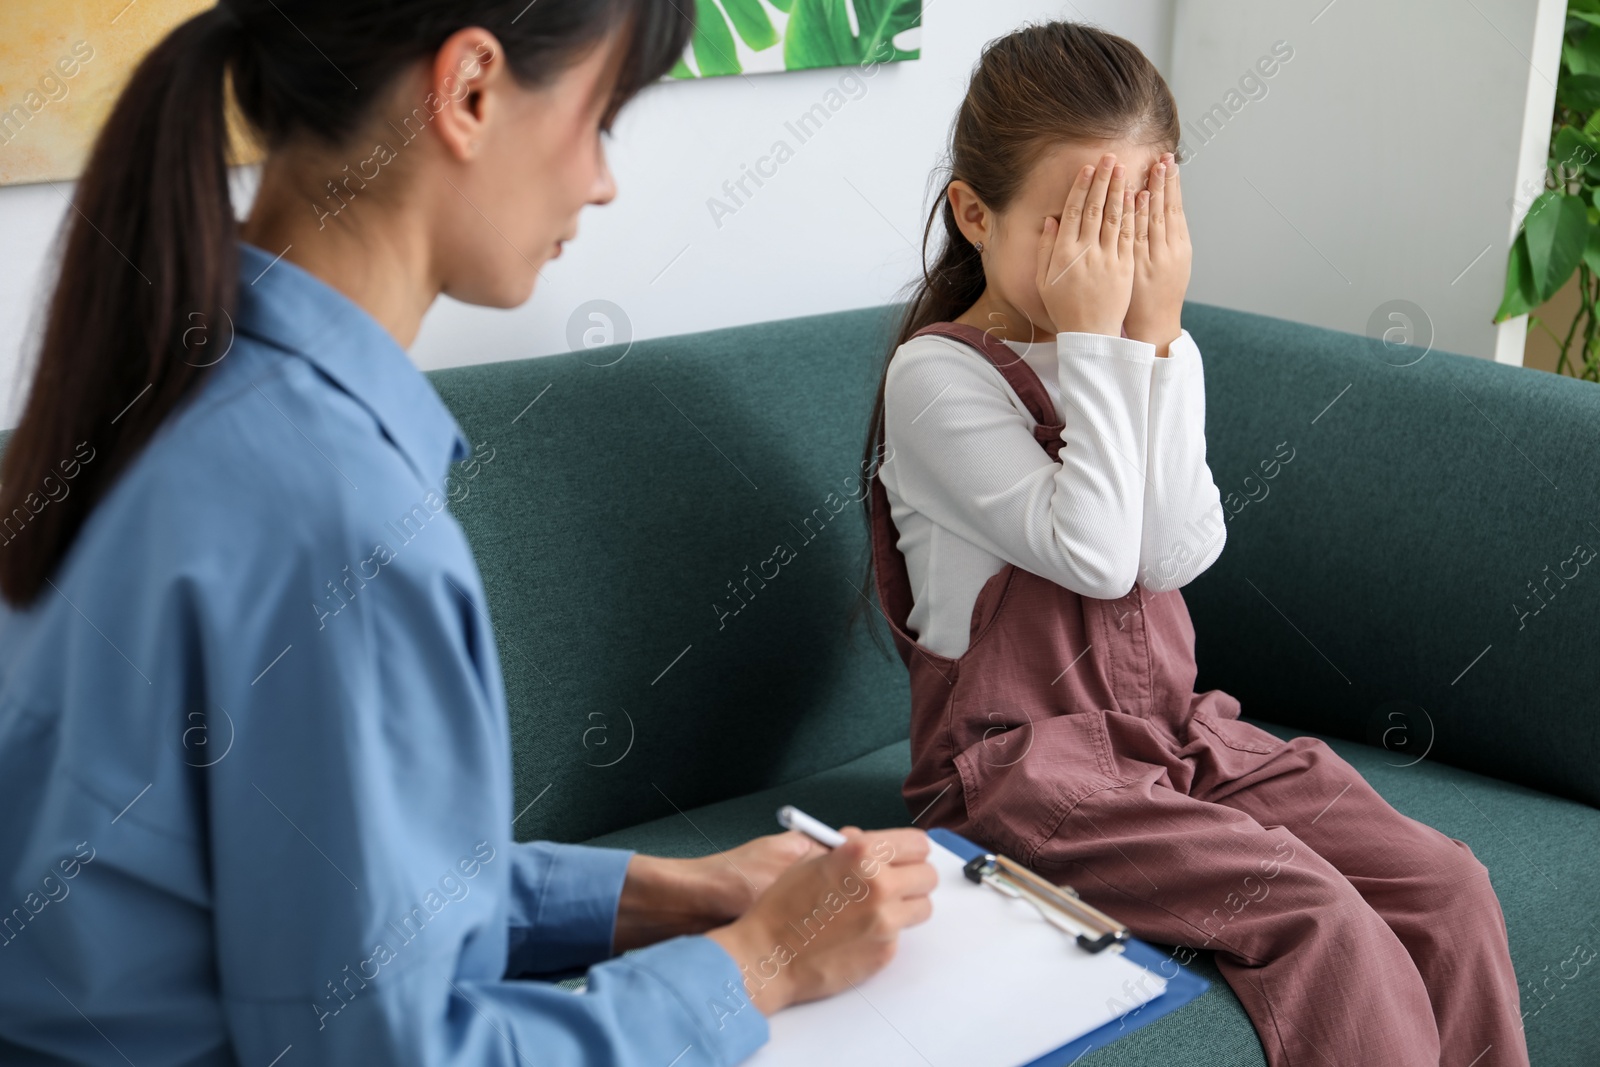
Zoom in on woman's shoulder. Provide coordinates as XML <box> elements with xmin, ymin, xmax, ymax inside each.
<box><xmin>79</xmin><ymin>336</ymin><xmax>466</xmax><ymax>594</ymax></box>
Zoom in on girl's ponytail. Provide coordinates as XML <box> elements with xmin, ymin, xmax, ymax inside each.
<box><xmin>0</xmin><ymin>6</ymin><xmax>242</xmax><ymax>605</ymax></box>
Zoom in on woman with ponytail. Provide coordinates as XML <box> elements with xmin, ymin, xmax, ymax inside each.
<box><xmin>0</xmin><ymin>3</ymin><xmax>934</xmax><ymax>1063</ymax></box>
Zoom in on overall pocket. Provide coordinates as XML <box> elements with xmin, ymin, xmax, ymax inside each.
<box><xmin>953</xmin><ymin>710</ymin><xmax>1131</xmax><ymax>860</ymax></box>
<box><xmin>1189</xmin><ymin>707</ymin><xmax>1281</xmax><ymax>755</ymax></box>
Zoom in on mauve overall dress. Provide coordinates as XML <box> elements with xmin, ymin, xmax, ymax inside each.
<box><xmin>869</xmin><ymin>322</ymin><xmax>1529</xmax><ymax>1067</ymax></box>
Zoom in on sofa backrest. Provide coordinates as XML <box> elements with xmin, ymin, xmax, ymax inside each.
<box><xmin>1179</xmin><ymin>303</ymin><xmax>1600</xmax><ymax>810</ymax></box>
<box><xmin>5</xmin><ymin>299</ymin><xmax>1594</xmax><ymax>845</ymax></box>
<box><xmin>429</xmin><ymin>307</ymin><xmax>914</xmax><ymax>842</ymax></box>
<box><xmin>436</xmin><ymin>301</ymin><xmax>1600</xmax><ymax>838</ymax></box>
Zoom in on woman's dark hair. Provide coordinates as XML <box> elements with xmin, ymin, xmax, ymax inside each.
<box><xmin>0</xmin><ymin>0</ymin><xmax>692</xmax><ymax>606</ymax></box>
<box><xmin>853</xmin><ymin>21</ymin><xmax>1182</xmax><ymax>640</ymax></box>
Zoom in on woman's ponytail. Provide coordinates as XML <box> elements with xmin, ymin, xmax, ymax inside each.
<box><xmin>0</xmin><ymin>0</ymin><xmax>692</xmax><ymax>609</ymax></box>
<box><xmin>0</xmin><ymin>6</ymin><xmax>241</xmax><ymax>605</ymax></box>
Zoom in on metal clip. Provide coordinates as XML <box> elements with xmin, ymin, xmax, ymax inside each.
<box><xmin>962</xmin><ymin>852</ymin><xmax>1128</xmax><ymax>953</ymax></box>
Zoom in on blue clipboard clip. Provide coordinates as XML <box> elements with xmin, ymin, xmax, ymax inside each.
<box><xmin>961</xmin><ymin>851</ymin><xmax>1129</xmax><ymax>954</ymax></box>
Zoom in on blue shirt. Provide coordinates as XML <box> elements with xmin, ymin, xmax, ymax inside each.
<box><xmin>0</xmin><ymin>243</ymin><xmax>769</xmax><ymax>1065</ymax></box>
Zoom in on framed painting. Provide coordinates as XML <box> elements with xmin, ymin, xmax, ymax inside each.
<box><xmin>0</xmin><ymin>0</ymin><xmax>227</xmax><ymax>186</ymax></box>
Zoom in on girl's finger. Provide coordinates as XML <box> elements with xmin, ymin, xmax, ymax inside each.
<box><xmin>1035</xmin><ymin>214</ymin><xmax>1060</xmax><ymax>294</ymax></box>
<box><xmin>1102</xmin><ymin>162</ymin><xmax>1126</xmax><ymax>248</ymax></box>
<box><xmin>1081</xmin><ymin>154</ymin><xmax>1114</xmax><ymax>242</ymax></box>
<box><xmin>1148</xmin><ymin>161</ymin><xmax>1167</xmax><ymax>244</ymax></box>
<box><xmin>1060</xmin><ymin>163</ymin><xmax>1094</xmax><ymax>244</ymax></box>
<box><xmin>1118</xmin><ymin>189</ymin><xmax>1135</xmax><ymax>252</ymax></box>
<box><xmin>1165</xmin><ymin>155</ymin><xmax>1182</xmax><ymax>220</ymax></box>
<box><xmin>1134</xmin><ymin>189</ymin><xmax>1151</xmax><ymax>253</ymax></box>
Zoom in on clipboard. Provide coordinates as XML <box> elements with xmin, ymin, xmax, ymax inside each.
<box><xmin>744</xmin><ymin>828</ymin><xmax>1208</xmax><ymax>1066</ymax></box>
<box><xmin>930</xmin><ymin>828</ymin><xmax>1209</xmax><ymax>1066</ymax></box>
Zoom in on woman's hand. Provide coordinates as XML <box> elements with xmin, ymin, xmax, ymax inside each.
<box><xmin>1036</xmin><ymin>153</ymin><xmax>1137</xmax><ymax>338</ymax></box>
<box><xmin>705</xmin><ymin>826</ymin><xmax>937</xmax><ymax>1015</ymax></box>
<box><xmin>1126</xmin><ymin>153</ymin><xmax>1191</xmax><ymax>357</ymax></box>
<box><xmin>611</xmin><ymin>831</ymin><xmax>824</xmax><ymax>953</ymax></box>
<box><xmin>691</xmin><ymin>830</ymin><xmax>828</xmax><ymax>919</ymax></box>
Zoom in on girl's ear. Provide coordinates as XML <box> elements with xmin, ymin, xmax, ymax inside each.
<box><xmin>947</xmin><ymin>180</ymin><xmax>991</xmax><ymax>249</ymax></box>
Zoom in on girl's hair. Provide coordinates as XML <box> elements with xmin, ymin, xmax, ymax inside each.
<box><xmin>853</xmin><ymin>21</ymin><xmax>1181</xmax><ymax>640</ymax></box>
<box><xmin>0</xmin><ymin>0</ymin><xmax>692</xmax><ymax>607</ymax></box>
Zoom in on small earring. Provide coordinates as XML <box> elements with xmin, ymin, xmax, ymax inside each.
<box><xmin>974</xmin><ymin>240</ymin><xmax>985</xmax><ymax>253</ymax></box>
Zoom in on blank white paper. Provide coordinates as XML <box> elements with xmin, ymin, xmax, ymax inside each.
<box><xmin>743</xmin><ymin>841</ymin><xmax>1166</xmax><ymax>1067</ymax></box>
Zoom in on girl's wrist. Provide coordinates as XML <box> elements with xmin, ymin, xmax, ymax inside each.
<box><xmin>1124</xmin><ymin>318</ymin><xmax>1181</xmax><ymax>355</ymax></box>
<box><xmin>1053</xmin><ymin>321</ymin><xmax>1130</xmax><ymax>340</ymax></box>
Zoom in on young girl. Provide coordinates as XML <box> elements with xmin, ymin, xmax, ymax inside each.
<box><xmin>864</xmin><ymin>21</ymin><xmax>1528</xmax><ymax>1067</ymax></box>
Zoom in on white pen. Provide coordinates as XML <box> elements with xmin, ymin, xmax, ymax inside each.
<box><xmin>776</xmin><ymin>805</ymin><xmax>848</xmax><ymax>848</ymax></box>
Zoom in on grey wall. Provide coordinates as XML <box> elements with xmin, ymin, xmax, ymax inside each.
<box><xmin>1169</xmin><ymin>0</ymin><xmax>1566</xmax><ymax>365</ymax></box>
<box><xmin>0</xmin><ymin>1</ymin><xmax>1176</xmax><ymax>430</ymax></box>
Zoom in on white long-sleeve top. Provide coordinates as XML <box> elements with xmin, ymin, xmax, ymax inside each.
<box><xmin>879</xmin><ymin>328</ymin><xmax>1226</xmax><ymax>659</ymax></box>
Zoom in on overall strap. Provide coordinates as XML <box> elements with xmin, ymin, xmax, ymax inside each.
<box><xmin>909</xmin><ymin>322</ymin><xmax>1065</xmax><ymax>457</ymax></box>
<box><xmin>868</xmin><ymin>465</ymin><xmax>921</xmax><ymax>668</ymax></box>
<box><xmin>867</xmin><ymin>322</ymin><xmax>1067</xmax><ymax>667</ymax></box>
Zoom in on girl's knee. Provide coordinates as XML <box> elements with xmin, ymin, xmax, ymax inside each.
<box><xmin>1423</xmin><ymin>835</ymin><xmax>1503</xmax><ymax>914</ymax></box>
<box><xmin>1435</xmin><ymin>834</ymin><xmax>1490</xmax><ymax>880</ymax></box>
<box><xmin>1233</xmin><ymin>862</ymin><xmax>1388</xmax><ymax>958</ymax></box>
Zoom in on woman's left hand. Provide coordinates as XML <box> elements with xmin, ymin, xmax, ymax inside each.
<box><xmin>612</xmin><ymin>830</ymin><xmax>826</xmax><ymax>952</ymax></box>
<box><xmin>1126</xmin><ymin>153</ymin><xmax>1192</xmax><ymax>357</ymax></box>
<box><xmin>691</xmin><ymin>830</ymin><xmax>829</xmax><ymax>920</ymax></box>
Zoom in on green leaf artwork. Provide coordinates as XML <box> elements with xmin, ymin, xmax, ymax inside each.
<box><xmin>670</xmin><ymin>0</ymin><xmax>922</xmax><ymax>79</ymax></box>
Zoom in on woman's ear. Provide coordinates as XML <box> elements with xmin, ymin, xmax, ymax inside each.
<box><xmin>428</xmin><ymin>27</ymin><xmax>506</xmax><ymax>163</ymax></box>
<box><xmin>947</xmin><ymin>180</ymin><xmax>992</xmax><ymax>249</ymax></box>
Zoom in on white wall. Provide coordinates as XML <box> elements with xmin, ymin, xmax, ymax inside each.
<box><xmin>0</xmin><ymin>1</ymin><xmax>1176</xmax><ymax>431</ymax></box>
<box><xmin>1167</xmin><ymin>0</ymin><xmax>1566</xmax><ymax>365</ymax></box>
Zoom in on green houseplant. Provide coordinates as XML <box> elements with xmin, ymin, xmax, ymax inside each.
<box><xmin>1498</xmin><ymin>0</ymin><xmax>1600</xmax><ymax>380</ymax></box>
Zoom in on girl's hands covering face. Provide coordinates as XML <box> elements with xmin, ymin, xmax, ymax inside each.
<box><xmin>1034</xmin><ymin>153</ymin><xmax>1136</xmax><ymax>338</ymax></box>
<box><xmin>1125</xmin><ymin>152</ymin><xmax>1191</xmax><ymax>353</ymax></box>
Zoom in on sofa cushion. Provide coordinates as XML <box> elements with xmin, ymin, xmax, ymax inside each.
<box><xmin>580</xmin><ymin>722</ymin><xmax>1600</xmax><ymax>1066</ymax></box>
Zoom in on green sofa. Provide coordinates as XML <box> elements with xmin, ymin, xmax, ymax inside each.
<box><xmin>428</xmin><ymin>301</ymin><xmax>1600</xmax><ymax>1065</ymax></box>
<box><xmin>8</xmin><ymin>299</ymin><xmax>1590</xmax><ymax>1062</ymax></box>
